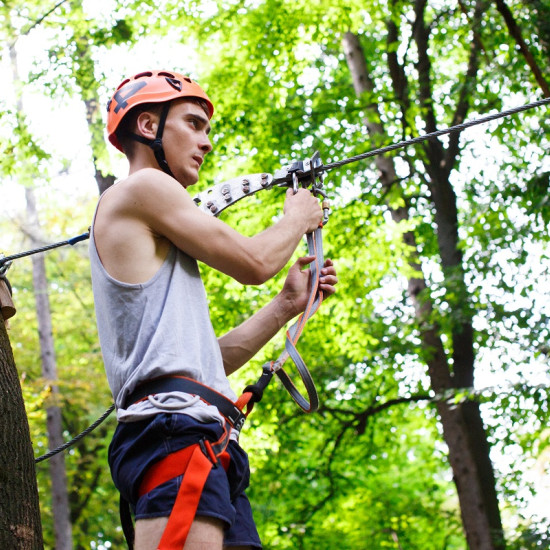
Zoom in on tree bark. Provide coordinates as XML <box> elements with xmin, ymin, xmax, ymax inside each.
<box><xmin>412</xmin><ymin>2</ymin><xmax>505</xmax><ymax>545</ymax></box>
<box><xmin>0</xmin><ymin>305</ymin><xmax>44</xmax><ymax>549</ymax></box>
<box><xmin>85</xmin><ymin>96</ymin><xmax>116</xmax><ymax>195</ymax></box>
<box><xmin>25</xmin><ymin>187</ymin><xmax>73</xmax><ymax>550</ymax></box>
<box><xmin>343</xmin><ymin>19</ymin><xmax>505</xmax><ymax>549</ymax></box>
<box><xmin>494</xmin><ymin>0</ymin><xmax>550</xmax><ymax>97</ymax></box>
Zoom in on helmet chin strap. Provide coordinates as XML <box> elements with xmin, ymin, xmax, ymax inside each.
<box><xmin>129</xmin><ymin>102</ymin><xmax>175</xmax><ymax>178</ymax></box>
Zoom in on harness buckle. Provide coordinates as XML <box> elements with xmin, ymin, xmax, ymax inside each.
<box><xmin>199</xmin><ymin>439</ymin><xmax>219</xmax><ymax>468</ymax></box>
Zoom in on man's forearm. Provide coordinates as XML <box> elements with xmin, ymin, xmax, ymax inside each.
<box><xmin>218</xmin><ymin>293</ymin><xmax>298</xmax><ymax>376</ymax></box>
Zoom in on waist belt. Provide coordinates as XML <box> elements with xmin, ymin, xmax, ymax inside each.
<box><xmin>123</xmin><ymin>376</ymin><xmax>247</xmax><ymax>430</ymax></box>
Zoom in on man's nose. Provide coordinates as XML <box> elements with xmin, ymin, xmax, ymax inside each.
<box><xmin>200</xmin><ymin>134</ymin><xmax>212</xmax><ymax>154</ymax></box>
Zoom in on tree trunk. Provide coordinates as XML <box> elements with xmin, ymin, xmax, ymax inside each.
<box><xmin>84</xmin><ymin>97</ymin><xmax>117</xmax><ymax>195</ymax></box>
<box><xmin>25</xmin><ymin>187</ymin><xmax>73</xmax><ymax>550</ymax></box>
<box><xmin>0</xmin><ymin>303</ymin><xmax>44</xmax><ymax>549</ymax></box>
<box><xmin>343</xmin><ymin>28</ymin><xmax>505</xmax><ymax>549</ymax></box>
<box><xmin>7</xmin><ymin>32</ymin><xmax>73</xmax><ymax>550</ymax></box>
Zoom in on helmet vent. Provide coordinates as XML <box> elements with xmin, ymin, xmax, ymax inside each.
<box><xmin>165</xmin><ymin>77</ymin><xmax>183</xmax><ymax>91</ymax></box>
<box><xmin>115</xmin><ymin>78</ymin><xmax>130</xmax><ymax>91</ymax></box>
<box><xmin>135</xmin><ymin>71</ymin><xmax>153</xmax><ymax>79</ymax></box>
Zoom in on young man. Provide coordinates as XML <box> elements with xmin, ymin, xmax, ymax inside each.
<box><xmin>91</xmin><ymin>70</ymin><xmax>337</xmax><ymax>550</ymax></box>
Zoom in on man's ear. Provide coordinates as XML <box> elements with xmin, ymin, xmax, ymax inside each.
<box><xmin>135</xmin><ymin>110</ymin><xmax>159</xmax><ymax>140</ymax></box>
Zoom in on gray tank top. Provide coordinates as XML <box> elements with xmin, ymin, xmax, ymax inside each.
<box><xmin>89</xmin><ymin>205</ymin><xmax>238</xmax><ymax>423</ymax></box>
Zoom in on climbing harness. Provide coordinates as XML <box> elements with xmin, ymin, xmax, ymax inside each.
<box><xmin>119</xmin><ymin>418</ymin><xmax>233</xmax><ymax>550</ymax></box>
<box><xmin>2</xmin><ymin>94</ymin><xmax>548</xmax><ymax>549</ymax></box>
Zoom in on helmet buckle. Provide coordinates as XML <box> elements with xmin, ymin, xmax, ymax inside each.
<box><xmin>151</xmin><ymin>138</ymin><xmax>163</xmax><ymax>151</ymax></box>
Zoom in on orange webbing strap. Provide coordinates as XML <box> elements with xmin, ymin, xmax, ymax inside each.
<box><xmin>238</xmin><ymin>226</ymin><xmax>325</xmax><ymax>415</ymax></box>
<box><xmin>274</xmin><ymin>226</ymin><xmax>324</xmax><ymax>412</ymax></box>
<box><xmin>235</xmin><ymin>364</ymin><xmax>273</xmax><ymax>418</ymax></box>
<box><xmin>137</xmin><ymin>428</ymin><xmax>231</xmax><ymax>550</ymax></box>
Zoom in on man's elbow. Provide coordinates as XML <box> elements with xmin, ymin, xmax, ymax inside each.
<box><xmin>235</xmin><ymin>266</ymin><xmax>272</xmax><ymax>285</ymax></box>
<box><xmin>234</xmin><ymin>256</ymin><xmax>275</xmax><ymax>285</ymax></box>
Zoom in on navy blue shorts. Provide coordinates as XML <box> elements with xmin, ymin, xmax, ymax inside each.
<box><xmin>108</xmin><ymin>413</ymin><xmax>262</xmax><ymax>548</ymax></box>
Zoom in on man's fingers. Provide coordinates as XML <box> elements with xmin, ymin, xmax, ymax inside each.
<box><xmin>319</xmin><ymin>259</ymin><xmax>337</xmax><ymax>296</ymax></box>
<box><xmin>295</xmin><ymin>255</ymin><xmax>316</xmax><ymax>269</ymax></box>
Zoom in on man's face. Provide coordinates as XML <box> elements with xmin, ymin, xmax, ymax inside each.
<box><xmin>161</xmin><ymin>100</ymin><xmax>212</xmax><ymax>187</ymax></box>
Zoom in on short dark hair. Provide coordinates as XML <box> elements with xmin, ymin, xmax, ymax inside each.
<box><xmin>115</xmin><ymin>98</ymin><xmax>211</xmax><ymax>158</ymax></box>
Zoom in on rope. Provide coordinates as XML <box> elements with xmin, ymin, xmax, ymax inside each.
<box><xmin>322</xmin><ymin>97</ymin><xmax>550</xmax><ymax>172</ymax></box>
<box><xmin>34</xmin><ymin>404</ymin><xmax>114</xmax><ymax>464</ymax></box>
<box><xmin>0</xmin><ymin>232</ymin><xmax>90</xmax><ymax>270</ymax></box>
<box><xmin>2</xmin><ymin>97</ymin><xmax>549</xmax><ymax>270</ymax></box>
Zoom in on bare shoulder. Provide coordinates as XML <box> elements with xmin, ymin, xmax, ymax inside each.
<box><xmin>95</xmin><ymin>168</ymin><xmax>199</xmax><ymax>234</ymax></box>
<box><xmin>102</xmin><ymin>168</ymin><xmax>191</xmax><ymax>213</ymax></box>
<box><xmin>93</xmin><ymin>169</ymin><xmax>190</xmax><ymax>283</ymax></box>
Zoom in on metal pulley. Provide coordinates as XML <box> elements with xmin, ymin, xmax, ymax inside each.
<box><xmin>193</xmin><ymin>151</ymin><xmax>331</xmax><ymax>225</ymax></box>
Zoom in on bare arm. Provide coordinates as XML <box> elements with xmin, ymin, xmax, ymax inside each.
<box><xmin>219</xmin><ymin>257</ymin><xmax>337</xmax><ymax>376</ymax></box>
<box><xmin>107</xmin><ymin>169</ymin><xmax>324</xmax><ymax>285</ymax></box>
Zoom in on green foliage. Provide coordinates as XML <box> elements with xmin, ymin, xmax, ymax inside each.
<box><xmin>1</xmin><ymin>0</ymin><xmax>550</xmax><ymax>548</ymax></box>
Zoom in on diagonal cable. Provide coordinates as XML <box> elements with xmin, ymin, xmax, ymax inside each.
<box><xmin>322</xmin><ymin>97</ymin><xmax>550</xmax><ymax>172</ymax></box>
<box><xmin>35</xmin><ymin>404</ymin><xmax>115</xmax><ymax>464</ymax></box>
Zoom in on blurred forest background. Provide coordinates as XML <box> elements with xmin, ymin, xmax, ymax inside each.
<box><xmin>0</xmin><ymin>0</ymin><xmax>549</xmax><ymax>548</ymax></box>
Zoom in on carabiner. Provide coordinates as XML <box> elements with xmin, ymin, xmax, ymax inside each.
<box><xmin>292</xmin><ymin>171</ymin><xmax>299</xmax><ymax>194</ymax></box>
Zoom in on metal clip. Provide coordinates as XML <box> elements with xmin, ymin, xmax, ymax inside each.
<box><xmin>0</xmin><ymin>254</ymin><xmax>12</xmax><ymax>277</ymax></box>
<box><xmin>292</xmin><ymin>172</ymin><xmax>299</xmax><ymax>194</ymax></box>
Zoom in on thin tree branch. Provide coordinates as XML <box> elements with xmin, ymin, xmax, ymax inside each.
<box><xmin>494</xmin><ymin>0</ymin><xmax>550</xmax><ymax>97</ymax></box>
<box><xmin>21</xmin><ymin>0</ymin><xmax>69</xmax><ymax>37</ymax></box>
<box><xmin>413</xmin><ymin>0</ymin><xmax>446</xmax><ymax>166</ymax></box>
<box><xmin>445</xmin><ymin>0</ymin><xmax>485</xmax><ymax>175</ymax></box>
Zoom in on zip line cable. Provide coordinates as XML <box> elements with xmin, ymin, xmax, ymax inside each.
<box><xmin>322</xmin><ymin>96</ymin><xmax>550</xmax><ymax>172</ymax></box>
<box><xmin>1</xmin><ymin>96</ymin><xmax>549</xmax><ymax>272</ymax></box>
<box><xmin>0</xmin><ymin>95</ymin><xmax>548</xmax><ymax>463</ymax></box>
<box><xmin>0</xmin><ymin>232</ymin><xmax>89</xmax><ymax>272</ymax></box>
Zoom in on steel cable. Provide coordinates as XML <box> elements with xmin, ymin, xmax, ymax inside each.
<box><xmin>322</xmin><ymin>97</ymin><xmax>550</xmax><ymax>172</ymax></box>
<box><xmin>34</xmin><ymin>404</ymin><xmax>115</xmax><ymax>464</ymax></box>
<box><xmin>4</xmin><ymin>96</ymin><xmax>547</xmax><ymax>462</ymax></box>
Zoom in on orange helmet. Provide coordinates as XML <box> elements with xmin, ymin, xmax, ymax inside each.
<box><xmin>106</xmin><ymin>70</ymin><xmax>214</xmax><ymax>152</ymax></box>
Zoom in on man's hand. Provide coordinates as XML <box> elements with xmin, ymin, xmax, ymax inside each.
<box><xmin>219</xmin><ymin>256</ymin><xmax>337</xmax><ymax>376</ymax></box>
<box><xmin>278</xmin><ymin>256</ymin><xmax>338</xmax><ymax>319</ymax></box>
<box><xmin>283</xmin><ymin>188</ymin><xmax>323</xmax><ymax>234</ymax></box>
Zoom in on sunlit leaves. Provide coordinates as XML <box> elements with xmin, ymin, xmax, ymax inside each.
<box><xmin>2</xmin><ymin>0</ymin><xmax>550</xmax><ymax>547</ymax></box>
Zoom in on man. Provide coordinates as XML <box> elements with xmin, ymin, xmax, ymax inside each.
<box><xmin>91</xmin><ymin>70</ymin><xmax>337</xmax><ymax>550</ymax></box>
